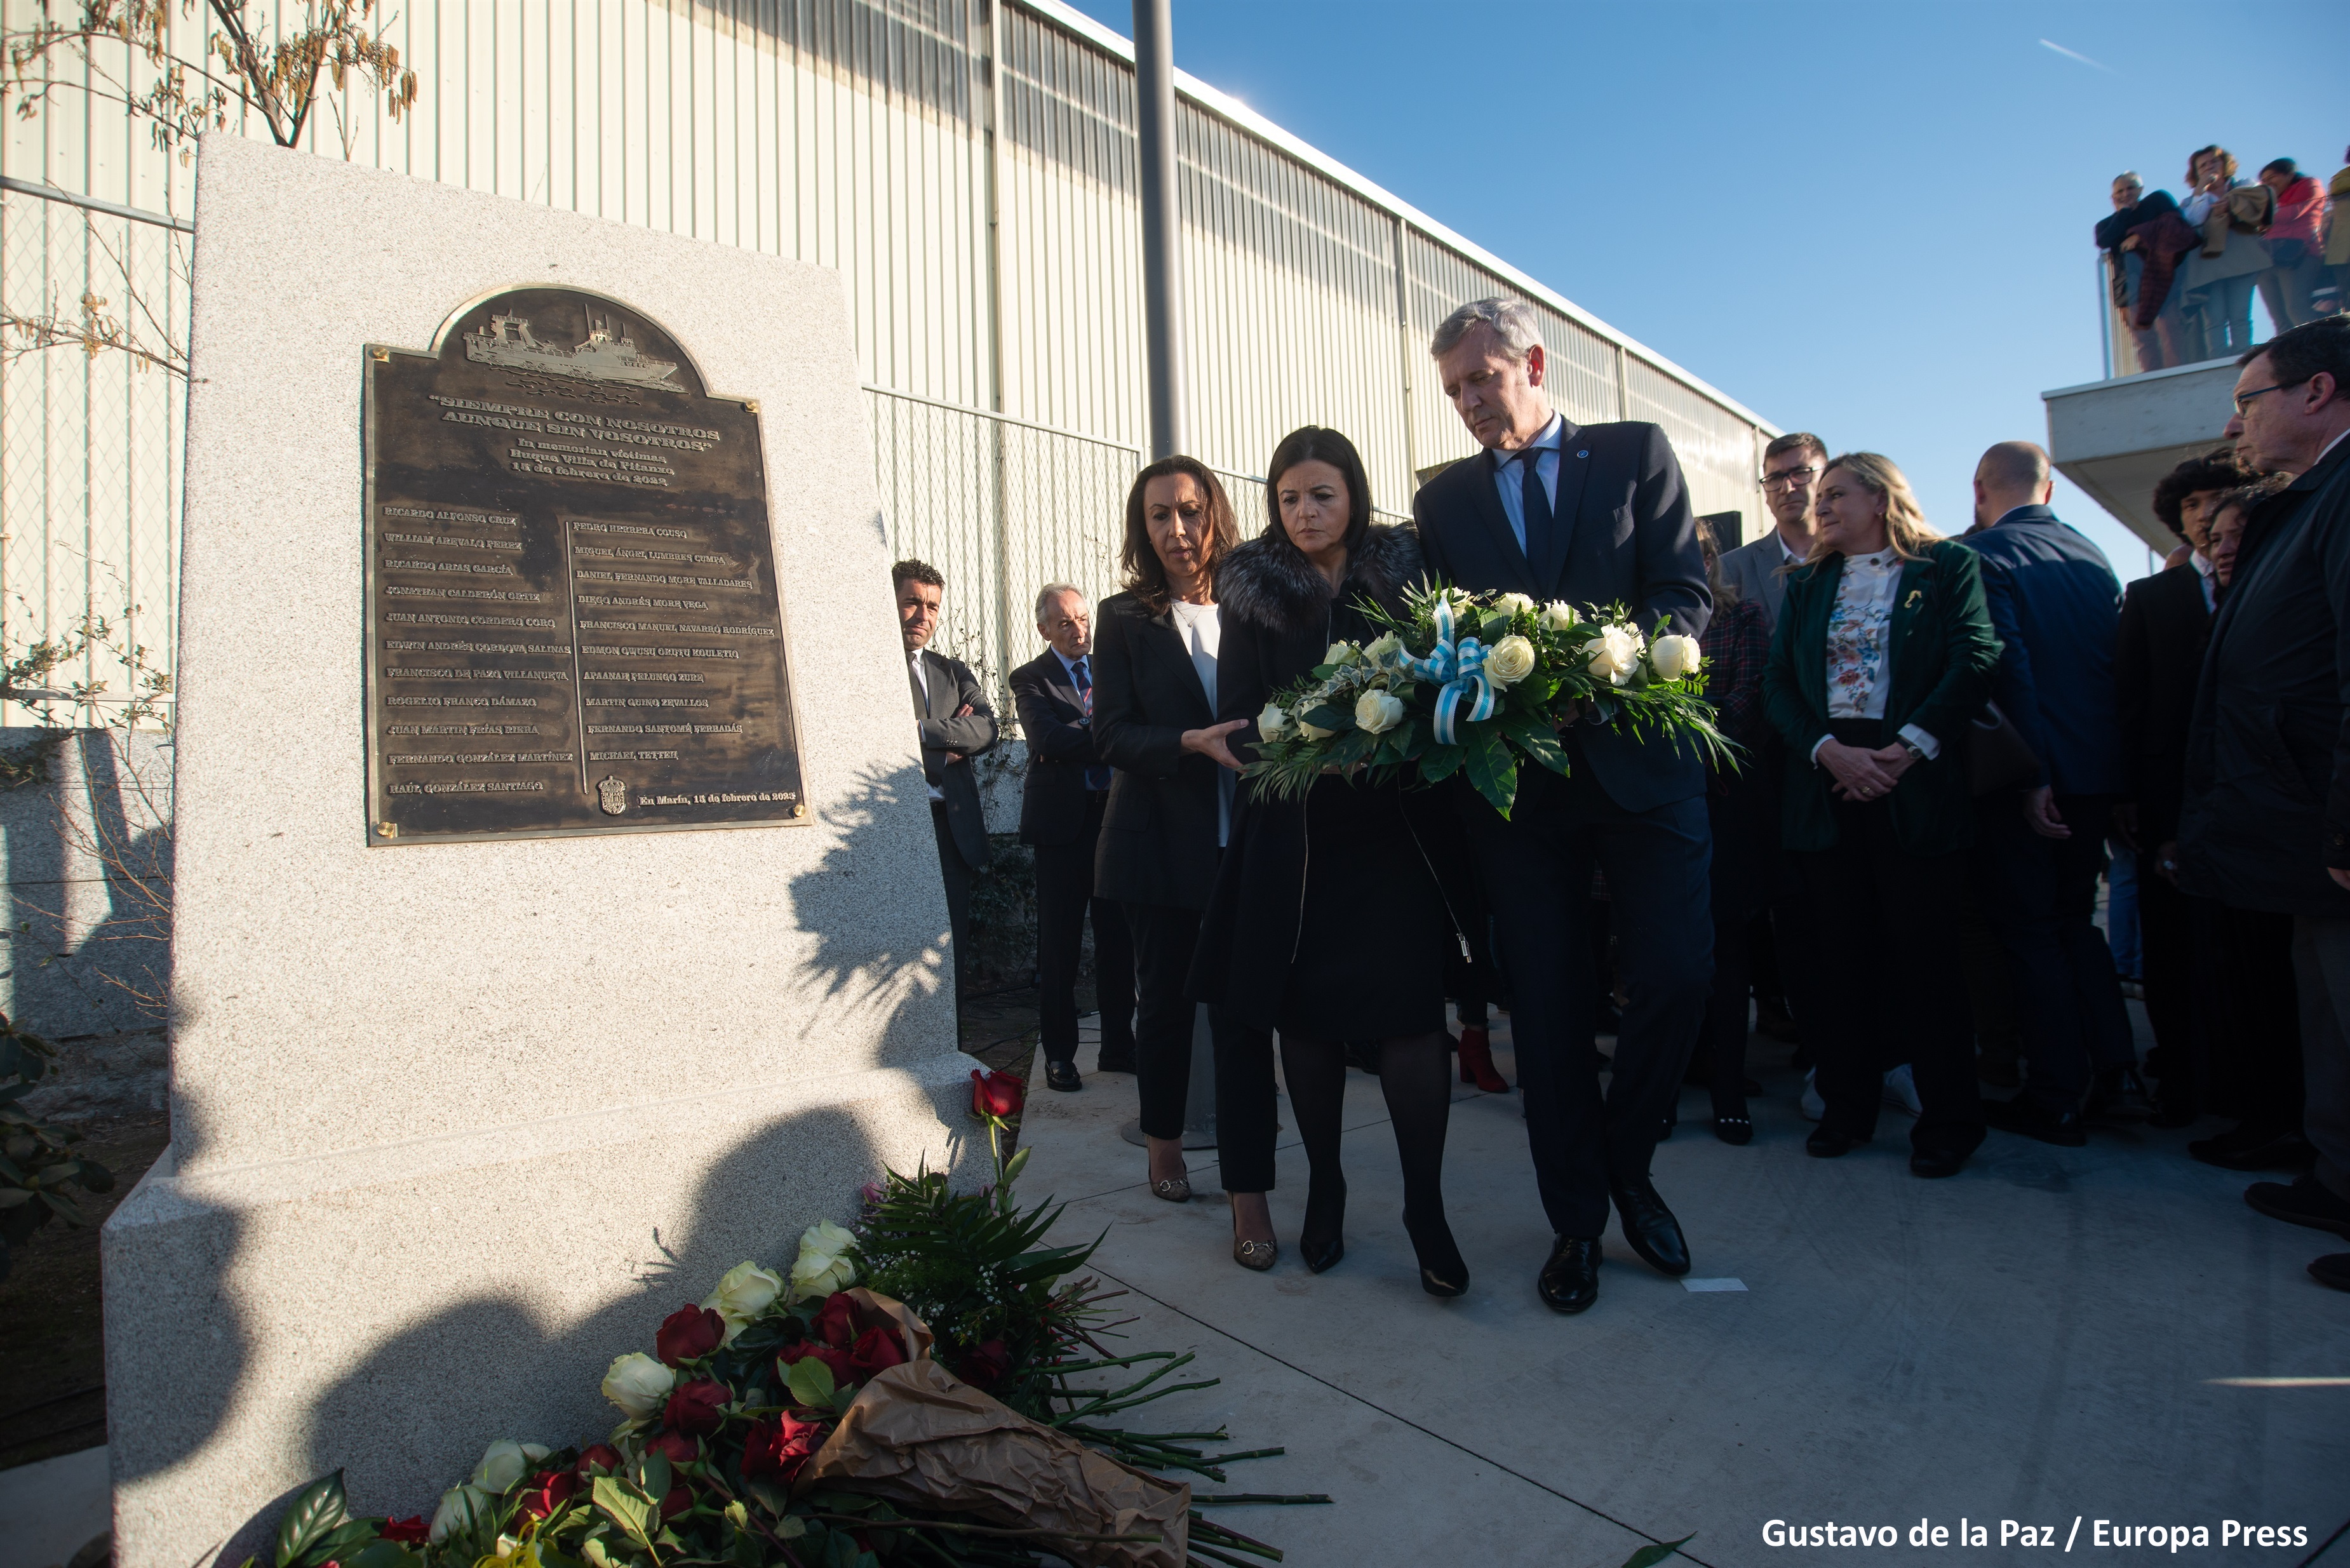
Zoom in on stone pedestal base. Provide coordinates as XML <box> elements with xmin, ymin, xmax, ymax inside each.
<box><xmin>104</xmin><ymin>1062</ymin><xmax>972</xmax><ymax>1568</ymax></box>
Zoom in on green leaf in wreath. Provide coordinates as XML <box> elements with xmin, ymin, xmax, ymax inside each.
<box><xmin>342</xmin><ymin>1542</ymin><xmax>422</xmax><ymax>1568</ymax></box>
<box><xmin>1618</xmin><ymin>1533</ymin><xmax>1695</xmax><ymax>1568</ymax></box>
<box><xmin>786</xmin><ymin>1354</ymin><xmax>837</xmax><ymax>1409</ymax></box>
<box><xmin>1301</xmin><ymin>704</ymin><xmax>1352</xmax><ymax>734</ymax></box>
<box><xmin>1501</xmin><ymin>714</ymin><xmax>1569</xmax><ymax>776</ymax></box>
<box><xmin>1418</xmin><ymin>743</ymin><xmax>1465</xmax><ymax>784</ymax></box>
<box><xmin>637</xmin><ymin>1449</ymin><xmax>672</xmax><ymax>1501</ymax></box>
<box><xmin>1464</xmin><ymin>724</ymin><xmax>1518</xmax><ymax>819</ymax></box>
<box><xmin>299</xmin><ymin>1517</ymin><xmax>382</xmax><ymax>1568</ymax></box>
<box><xmin>274</xmin><ymin>1471</ymin><xmax>351</xmax><ymax>1568</ymax></box>
<box><xmin>1479</xmin><ymin>611</ymin><xmax>1513</xmax><ymax>643</ymax></box>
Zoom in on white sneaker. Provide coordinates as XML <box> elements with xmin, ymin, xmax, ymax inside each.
<box><xmin>1801</xmin><ymin>1067</ymin><xmax>1823</xmax><ymax>1122</ymax></box>
<box><xmin>1882</xmin><ymin>1063</ymin><xmax>1923</xmax><ymax>1117</ymax></box>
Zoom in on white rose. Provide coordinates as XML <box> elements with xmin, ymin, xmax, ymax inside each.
<box><xmin>1482</xmin><ymin>634</ymin><xmax>1537</xmax><ymax>688</ymax></box>
<box><xmin>1587</xmin><ymin>626</ymin><xmax>1644</xmax><ymax>686</ymax></box>
<box><xmin>601</xmin><ymin>1351</ymin><xmax>675</xmax><ymax>1419</ymax></box>
<box><xmin>1491</xmin><ymin>592</ymin><xmax>1536</xmax><ymax>617</ymax></box>
<box><xmin>701</xmin><ymin>1259</ymin><xmax>785</xmax><ymax>1341</ymax></box>
<box><xmin>1353</xmin><ymin>688</ymin><xmax>1406</xmax><ymax>735</ymax></box>
<box><xmin>1539</xmin><ymin>601</ymin><xmax>1579</xmax><ymax>631</ymax></box>
<box><xmin>1323</xmin><ymin>641</ymin><xmax>1358</xmax><ymax>667</ymax></box>
<box><xmin>429</xmin><ymin>1485</ymin><xmax>494</xmax><ymax>1544</ymax></box>
<box><xmin>1650</xmin><ymin>633</ymin><xmax>1703</xmax><ymax>681</ymax></box>
<box><xmin>789</xmin><ymin>1221</ymin><xmax>858</xmax><ymax>1301</ymax></box>
<box><xmin>1362</xmin><ymin>631</ymin><xmax>1407</xmax><ymax>671</ymax></box>
<box><xmin>471</xmin><ymin>1438</ymin><xmax>552</xmax><ymax>1494</ymax></box>
<box><xmin>1257</xmin><ymin>703</ymin><xmax>1292</xmax><ymax>740</ymax></box>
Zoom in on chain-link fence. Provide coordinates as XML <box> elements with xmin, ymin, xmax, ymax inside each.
<box><xmin>864</xmin><ymin>386</ymin><xmax>1141</xmax><ymax>710</ymax></box>
<box><xmin>0</xmin><ymin>183</ymin><xmax>187</xmax><ymax>728</ymax></box>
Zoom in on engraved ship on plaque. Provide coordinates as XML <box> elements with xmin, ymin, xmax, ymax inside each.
<box><xmin>463</xmin><ymin>306</ymin><xmax>680</xmax><ymax>390</ymax></box>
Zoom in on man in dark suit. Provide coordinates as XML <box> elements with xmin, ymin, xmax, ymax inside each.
<box><xmin>1963</xmin><ymin>443</ymin><xmax>2135</xmax><ymax>1146</ymax></box>
<box><xmin>1411</xmin><ymin>297</ymin><xmax>1712</xmax><ymax>1316</ymax></box>
<box><xmin>894</xmin><ymin>559</ymin><xmax>997</xmax><ymax>992</ymax></box>
<box><xmin>2117</xmin><ymin>453</ymin><xmax>2243</xmax><ymax>1130</ymax></box>
<box><xmin>1010</xmin><ymin>584</ymin><xmax>1137</xmax><ymax>1093</ymax></box>
<box><xmin>2180</xmin><ymin>316</ymin><xmax>2350</xmax><ymax>1294</ymax></box>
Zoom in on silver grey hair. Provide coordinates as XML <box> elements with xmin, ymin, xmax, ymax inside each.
<box><xmin>1430</xmin><ymin>297</ymin><xmax>1545</xmax><ymax>361</ymax></box>
<box><xmin>1033</xmin><ymin>581</ymin><xmax>1089</xmax><ymax>624</ymax></box>
<box><xmin>2114</xmin><ymin>170</ymin><xmax>2142</xmax><ymax>187</ymax></box>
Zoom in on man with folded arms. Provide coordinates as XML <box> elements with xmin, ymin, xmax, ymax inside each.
<box><xmin>2177</xmin><ymin>316</ymin><xmax>2350</xmax><ymax>1294</ymax></box>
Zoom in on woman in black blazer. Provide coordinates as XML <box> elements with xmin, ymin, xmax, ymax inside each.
<box><xmin>1761</xmin><ymin>452</ymin><xmax>1999</xmax><ymax>1177</ymax></box>
<box><xmin>1091</xmin><ymin>457</ymin><xmax>1249</xmax><ymax>1208</ymax></box>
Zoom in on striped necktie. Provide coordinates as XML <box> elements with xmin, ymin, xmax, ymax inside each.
<box><xmin>1071</xmin><ymin>657</ymin><xmax>1112</xmax><ymax>791</ymax></box>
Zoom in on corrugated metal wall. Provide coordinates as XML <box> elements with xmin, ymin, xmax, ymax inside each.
<box><xmin>1</xmin><ymin>0</ymin><xmax>1771</xmax><ymax>718</ymax></box>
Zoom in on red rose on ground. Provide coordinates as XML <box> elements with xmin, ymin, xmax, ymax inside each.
<box><xmin>662</xmin><ymin>1377</ymin><xmax>729</xmax><ymax>1435</ymax></box>
<box><xmin>812</xmin><ymin>1292</ymin><xmax>859</xmax><ymax>1349</ymax></box>
<box><xmin>515</xmin><ymin>1470</ymin><xmax>577</xmax><ymax>1523</ymax></box>
<box><xmin>659</xmin><ymin>1486</ymin><xmax>691</xmax><ymax>1520</ymax></box>
<box><xmin>970</xmin><ymin>1068</ymin><xmax>1024</xmax><ymax>1120</ymax></box>
<box><xmin>655</xmin><ymin>1303</ymin><xmax>726</xmax><ymax>1367</ymax></box>
<box><xmin>575</xmin><ymin>1444</ymin><xmax>623</xmax><ymax>1477</ymax></box>
<box><xmin>848</xmin><ymin>1325</ymin><xmax>906</xmax><ymax>1380</ymax></box>
<box><xmin>778</xmin><ymin>1340</ymin><xmax>856</xmax><ymax>1388</ymax></box>
<box><xmin>740</xmin><ymin>1414</ymin><xmax>827</xmax><ymax>1483</ymax></box>
<box><xmin>957</xmin><ymin>1339</ymin><xmax>1012</xmax><ymax>1390</ymax></box>
<box><xmin>379</xmin><ymin>1517</ymin><xmax>429</xmax><ymax>1545</ymax></box>
<box><xmin>646</xmin><ymin>1430</ymin><xmax>700</xmax><ymax>1466</ymax></box>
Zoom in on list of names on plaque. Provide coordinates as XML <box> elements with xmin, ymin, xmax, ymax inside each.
<box><xmin>363</xmin><ymin>288</ymin><xmax>805</xmax><ymax>842</ymax></box>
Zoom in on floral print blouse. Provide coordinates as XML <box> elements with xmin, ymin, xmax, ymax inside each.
<box><xmin>1823</xmin><ymin>550</ymin><xmax>1903</xmax><ymax>720</ymax></box>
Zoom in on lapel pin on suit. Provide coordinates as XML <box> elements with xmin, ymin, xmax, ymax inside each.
<box><xmin>1575</xmin><ymin>449</ymin><xmax>1589</xmax><ymax>459</ymax></box>
<box><xmin>1905</xmin><ymin>589</ymin><xmax>1923</xmax><ymax>608</ymax></box>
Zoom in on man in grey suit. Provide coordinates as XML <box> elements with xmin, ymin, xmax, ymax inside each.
<box><xmin>895</xmin><ymin>558</ymin><xmax>998</xmax><ymax>991</ymax></box>
<box><xmin>1716</xmin><ymin>431</ymin><xmax>1827</xmax><ymax>631</ymax></box>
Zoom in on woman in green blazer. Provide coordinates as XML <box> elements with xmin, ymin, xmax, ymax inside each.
<box><xmin>1762</xmin><ymin>452</ymin><xmax>2001</xmax><ymax>1177</ymax></box>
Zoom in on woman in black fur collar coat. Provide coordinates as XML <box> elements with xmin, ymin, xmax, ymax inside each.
<box><xmin>1186</xmin><ymin>426</ymin><xmax>1467</xmax><ymax>1296</ymax></box>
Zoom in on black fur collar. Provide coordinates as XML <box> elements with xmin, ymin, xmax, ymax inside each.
<box><xmin>1214</xmin><ymin>523</ymin><xmax>1424</xmax><ymax>633</ymax></box>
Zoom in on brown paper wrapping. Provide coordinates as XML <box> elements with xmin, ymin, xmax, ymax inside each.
<box><xmin>802</xmin><ymin>1357</ymin><xmax>1190</xmax><ymax>1568</ymax></box>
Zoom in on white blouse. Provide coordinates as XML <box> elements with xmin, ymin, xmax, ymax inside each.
<box><xmin>1811</xmin><ymin>549</ymin><xmax>1943</xmax><ymax>764</ymax></box>
<box><xmin>1169</xmin><ymin>598</ymin><xmax>1233</xmax><ymax>846</ymax></box>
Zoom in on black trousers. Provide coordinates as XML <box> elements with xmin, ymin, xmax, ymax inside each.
<box><xmin>1123</xmin><ymin>900</ymin><xmax>1239</xmax><ymax>1141</ymax></box>
<box><xmin>1456</xmin><ymin>765</ymin><xmax>1712</xmax><ymax>1238</ymax></box>
<box><xmin>2138</xmin><ymin>853</ymin><xmax>2224</xmax><ymax>1113</ymax></box>
<box><xmin>1976</xmin><ymin>792</ymin><xmax>2135</xmax><ymax>1113</ymax></box>
<box><xmin>1034</xmin><ymin>793</ymin><xmax>1136</xmax><ymax>1066</ymax></box>
<box><xmin>1796</xmin><ymin>793</ymin><xmax>1985</xmax><ymax>1155</ymax></box>
<box><xmin>2218</xmin><ymin>906</ymin><xmax>2304</xmax><ymax>1129</ymax></box>
<box><xmin>931</xmin><ymin>803</ymin><xmax>974</xmax><ymax>988</ymax></box>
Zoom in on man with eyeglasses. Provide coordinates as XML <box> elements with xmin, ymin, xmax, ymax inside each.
<box><xmin>1719</xmin><ymin>432</ymin><xmax>1827</xmax><ymax>631</ymax></box>
<box><xmin>2175</xmin><ymin>315</ymin><xmax>2350</xmax><ymax>1295</ymax></box>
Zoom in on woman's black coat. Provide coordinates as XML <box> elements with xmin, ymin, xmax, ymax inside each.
<box><xmin>1186</xmin><ymin>524</ymin><xmax>1456</xmax><ymax>1033</ymax></box>
<box><xmin>1091</xmin><ymin>588</ymin><xmax>1226</xmax><ymax>911</ymax></box>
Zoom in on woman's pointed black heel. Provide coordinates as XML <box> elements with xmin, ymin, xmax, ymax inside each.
<box><xmin>1404</xmin><ymin>1205</ymin><xmax>1467</xmax><ymax>1297</ymax></box>
<box><xmin>1299</xmin><ymin>1173</ymin><xmax>1346</xmax><ymax>1274</ymax></box>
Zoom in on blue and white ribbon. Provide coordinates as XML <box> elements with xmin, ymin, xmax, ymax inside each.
<box><xmin>1395</xmin><ymin>593</ymin><xmax>1497</xmax><ymax>746</ymax></box>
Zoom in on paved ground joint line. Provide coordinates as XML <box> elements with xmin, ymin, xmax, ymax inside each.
<box><xmin>1087</xmin><ymin>1259</ymin><xmax>1715</xmax><ymax>1568</ymax></box>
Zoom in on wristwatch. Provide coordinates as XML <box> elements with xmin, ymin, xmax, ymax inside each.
<box><xmin>1899</xmin><ymin>739</ymin><xmax>1928</xmax><ymax>765</ymax></box>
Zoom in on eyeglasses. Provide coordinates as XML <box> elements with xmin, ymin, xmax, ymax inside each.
<box><xmin>2233</xmin><ymin>379</ymin><xmax>2306</xmax><ymax>415</ymax></box>
<box><xmin>1759</xmin><ymin>466</ymin><xmax>1822</xmax><ymax>490</ymax></box>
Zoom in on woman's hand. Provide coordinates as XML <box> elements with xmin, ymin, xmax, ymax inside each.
<box><xmin>1182</xmin><ymin>718</ymin><xmax>1249</xmax><ymax>772</ymax></box>
<box><xmin>1865</xmin><ymin>743</ymin><xmax>1916</xmax><ymax>784</ymax></box>
<box><xmin>1818</xmin><ymin>738</ymin><xmax>1898</xmax><ymax>802</ymax></box>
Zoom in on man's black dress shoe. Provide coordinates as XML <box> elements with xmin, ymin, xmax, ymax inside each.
<box><xmin>1044</xmin><ymin>1059</ymin><xmax>1082</xmax><ymax>1093</ymax></box>
<box><xmin>1610</xmin><ymin>1181</ymin><xmax>1691</xmax><ymax>1277</ymax></box>
<box><xmin>2310</xmin><ymin>1254</ymin><xmax>2350</xmax><ymax>1293</ymax></box>
<box><xmin>1909</xmin><ymin>1146</ymin><xmax>1967</xmax><ymax>1179</ymax></box>
<box><xmin>1538</xmin><ymin>1235</ymin><xmax>1600</xmax><ymax>1313</ymax></box>
<box><xmin>2245</xmin><ymin>1173</ymin><xmax>2350</xmax><ymax>1238</ymax></box>
<box><xmin>1982</xmin><ymin>1096</ymin><xmax>2086</xmax><ymax>1147</ymax></box>
<box><xmin>2191</xmin><ymin>1124</ymin><xmax>2315</xmax><ymax>1172</ymax></box>
<box><xmin>1095</xmin><ymin>1050</ymin><xmax>1136</xmax><ymax>1075</ymax></box>
<box><xmin>1806</xmin><ymin>1127</ymin><xmax>1867</xmax><ymax>1158</ymax></box>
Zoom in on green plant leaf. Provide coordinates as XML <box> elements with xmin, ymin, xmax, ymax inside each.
<box><xmin>1501</xmin><ymin>713</ymin><xmax>1568</xmax><ymax>776</ymax></box>
<box><xmin>274</xmin><ymin>1471</ymin><xmax>351</xmax><ymax>1568</ymax></box>
<box><xmin>637</xmin><ymin>1449</ymin><xmax>672</xmax><ymax>1501</ymax></box>
<box><xmin>1620</xmin><ymin>1534</ymin><xmax>1695</xmax><ymax>1568</ymax></box>
<box><xmin>342</xmin><ymin>1542</ymin><xmax>421</xmax><ymax>1568</ymax></box>
<box><xmin>1463</xmin><ymin>725</ymin><xmax>1517</xmax><ymax>819</ymax></box>
<box><xmin>591</xmin><ymin>1477</ymin><xmax>660</xmax><ymax>1563</ymax></box>
<box><xmin>786</xmin><ymin>1355</ymin><xmax>836</xmax><ymax>1409</ymax></box>
<box><xmin>1301</xmin><ymin>704</ymin><xmax>1352</xmax><ymax>734</ymax></box>
<box><xmin>299</xmin><ymin>1518</ymin><xmax>381</xmax><ymax>1568</ymax></box>
<box><xmin>1000</xmin><ymin>1145</ymin><xmax>1031</xmax><ymax>1184</ymax></box>
<box><xmin>1418</xmin><ymin>743</ymin><xmax>1464</xmax><ymax>784</ymax></box>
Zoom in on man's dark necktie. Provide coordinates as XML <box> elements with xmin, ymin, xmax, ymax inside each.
<box><xmin>1072</xmin><ymin>657</ymin><xmax>1113</xmax><ymax>791</ymax></box>
<box><xmin>1517</xmin><ymin>446</ymin><xmax>1554</xmax><ymax>568</ymax></box>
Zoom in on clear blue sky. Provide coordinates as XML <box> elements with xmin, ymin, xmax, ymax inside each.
<box><xmin>1065</xmin><ymin>0</ymin><xmax>2342</xmax><ymax>581</ymax></box>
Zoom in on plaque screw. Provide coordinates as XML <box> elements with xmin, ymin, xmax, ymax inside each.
<box><xmin>742</xmin><ymin>399</ymin><xmax>760</xmax><ymax>413</ymax></box>
<box><xmin>791</xmin><ymin>802</ymin><xmax>805</xmax><ymax>818</ymax></box>
<box><xmin>377</xmin><ymin>821</ymin><xmax>398</xmax><ymax>837</ymax></box>
<box><xmin>370</xmin><ymin>346</ymin><xmax>390</xmax><ymax>362</ymax></box>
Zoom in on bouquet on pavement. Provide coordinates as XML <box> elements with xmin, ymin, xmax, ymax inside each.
<box><xmin>1245</xmin><ymin>581</ymin><xmax>1735</xmax><ymax>818</ymax></box>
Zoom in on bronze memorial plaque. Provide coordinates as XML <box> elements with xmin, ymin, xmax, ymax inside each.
<box><xmin>361</xmin><ymin>287</ymin><xmax>806</xmax><ymax>843</ymax></box>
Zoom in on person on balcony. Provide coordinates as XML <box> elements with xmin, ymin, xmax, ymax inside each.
<box><xmin>2098</xmin><ymin>174</ymin><xmax>2189</xmax><ymax>372</ymax></box>
<box><xmin>2258</xmin><ymin>159</ymin><xmax>2328</xmax><ymax>332</ymax></box>
<box><xmin>2179</xmin><ymin>146</ymin><xmax>2269</xmax><ymax>361</ymax></box>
